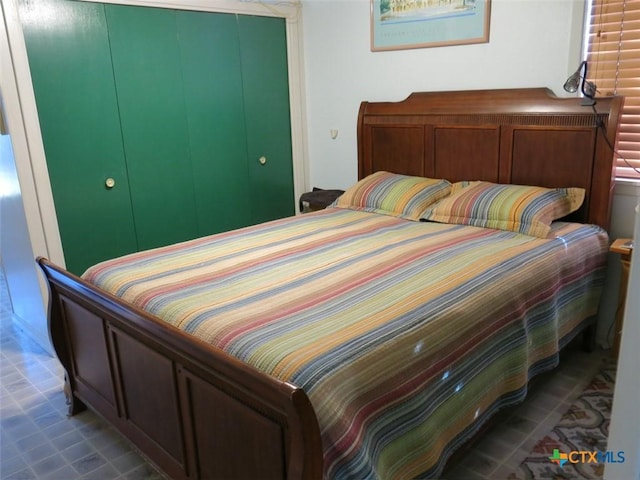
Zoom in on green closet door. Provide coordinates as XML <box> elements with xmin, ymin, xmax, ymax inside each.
<box><xmin>20</xmin><ymin>0</ymin><xmax>137</xmax><ymax>275</ymax></box>
<box><xmin>105</xmin><ymin>5</ymin><xmax>199</xmax><ymax>251</ymax></box>
<box><xmin>238</xmin><ymin>15</ymin><xmax>295</xmax><ymax>224</ymax></box>
<box><xmin>176</xmin><ymin>11</ymin><xmax>252</xmax><ymax>235</ymax></box>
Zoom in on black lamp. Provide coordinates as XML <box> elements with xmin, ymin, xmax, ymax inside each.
<box><xmin>563</xmin><ymin>61</ymin><xmax>597</xmax><ymax>106</ymax></box>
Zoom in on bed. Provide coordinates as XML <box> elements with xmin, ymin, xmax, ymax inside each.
<box><xmin>38</xmin><ymin>88</ymin><xmax>623</xmax><ymax>479</ymax></box>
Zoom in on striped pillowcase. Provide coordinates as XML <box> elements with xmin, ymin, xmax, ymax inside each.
<box><xmin>331</xmin><ymin>171</ymin><xmax>451</xmax><ymax>221</ymax></box>
<box><xmin>423</xmin><ymin>181</ymin><xmax>585</xmax><ymax>238</ymax></box>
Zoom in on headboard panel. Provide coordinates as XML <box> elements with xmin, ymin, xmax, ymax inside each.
<box><xmin>357</xmin><ymin>88</ymin><xmax>623</xmax><ymax>230</ymax></box>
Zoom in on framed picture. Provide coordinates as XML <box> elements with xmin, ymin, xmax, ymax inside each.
<box><xmin>371</xmin><ymin>0</ymin><xmax>491</xmax><ymax>51</ymax></box>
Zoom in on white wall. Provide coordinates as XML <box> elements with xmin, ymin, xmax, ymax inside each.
<box><xmin>606</xmin><ymin>201</ymin><xmax>640</xmax><ymax>480</ymax></box>
<box><xmin>302</xmin><ymin>0</ymin><xmax>586</xmax><ymax>189</ymax></box>
<box><xmin>599</xmin><ymin>181</ymin><xmax>640</xmax><ymax>348</ymax></box>
<box><xmin>0</xmin><ymin>3</ymin><xmax>50</xmax><ymax>352</ymax></box>
<box><xmin>0</xmin><ymin>124</ymin><xmax>49</xmax><ymax>351</ymax></box>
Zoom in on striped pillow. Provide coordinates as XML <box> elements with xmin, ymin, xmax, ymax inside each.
<box><xmin>423</xmin><ymin>181</ymin><xmax>585</xmax><ymax>238</ymax></box>
<box><xmin>331</xmin><ymin>171</ymin><xmax>451</xmax><ymax>221</ymax></box>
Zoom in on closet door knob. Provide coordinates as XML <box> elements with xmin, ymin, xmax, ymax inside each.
<box><xmin>105</xmin><ymin>178</ymin><xmax>116</xmax><ymax>189</ymax></box>
<box><xmin>258</xmin><ymin>156</ymin><xmax>267</xmax><ymax>165</ymax></box>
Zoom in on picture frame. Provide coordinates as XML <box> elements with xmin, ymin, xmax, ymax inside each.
<box><xmin>371</xmin><ymin>0</ymin><xmax>491</xmax><ymax>52</ymax></box>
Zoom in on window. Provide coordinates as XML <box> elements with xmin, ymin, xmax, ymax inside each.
<box><xmin>584</xmin><ymin>0</ymin><xmax>640</xmax><ymax>179</ymax></box>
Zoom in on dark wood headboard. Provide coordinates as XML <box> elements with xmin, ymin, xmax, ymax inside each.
<box><xmin>357</xmin><ymin>88</ymin><xmax>623</xmax><ymax>231</ymax></box>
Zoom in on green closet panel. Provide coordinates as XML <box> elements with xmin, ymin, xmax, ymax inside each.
<box><xmin>20</xmin><ymin>0</ymin><xmax>138</xmax><ymax>275</ymax></box>
<box><xmin>105</xmin><ymin>5</ymin><xmax>199</xmax><ymax>251</ymax></box>
<box><xmin>22</xmin><ymin>1</ymin><xmax>296</xmax><ymax>275</ymax></box>
<box><xmin>238</xmin><ymin>15</ymin><xmax>295</xmax><ymax>224</ymax></box>
<box><xmin>176</xmin><ymin>11</ymin><xmax>253</xmax><ymax>235</ymax></box>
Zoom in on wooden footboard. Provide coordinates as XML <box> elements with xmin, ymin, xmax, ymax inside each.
<box><xmin>37</xmin><ymin>258</ymin><xmax>323</xmax><ymax>480</ymax></box>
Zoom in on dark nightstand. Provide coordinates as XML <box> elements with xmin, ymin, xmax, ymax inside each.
<box><xmin>610</xmin><ymin>238</ymin><xmax>633</xmax><ymax>359</ymax></box>
<box><xmin>299</xmin><ymin>188</ymin><xmax>344</xmax><ymax>213</ymax></box>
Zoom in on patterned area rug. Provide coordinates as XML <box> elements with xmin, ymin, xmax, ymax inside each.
<box><xmin>508</xmin><ymin>359</ymin><xmax>617</xmax><ymax>480</ymax></box>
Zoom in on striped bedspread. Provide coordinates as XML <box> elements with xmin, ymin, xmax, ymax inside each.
<box><xmin>83</xmin><ymin>208</ymin><xmax>608</xmax><ymax>479</ymax></box>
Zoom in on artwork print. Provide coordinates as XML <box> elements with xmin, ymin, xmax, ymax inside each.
<box><xmin>371</xmin><ymin>0</ymin><xmax>491</xmax><ymax>51</ymax></box>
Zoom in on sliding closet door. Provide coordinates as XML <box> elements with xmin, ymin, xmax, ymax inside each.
<box><xmin>176</xmin><ymin>11</ymin><xmax>253</xmax><ymax>234</ymax></box>
<box><xmin>105</xmin><ymin>5</ymin><xmax>200</xmax><ymax>251</ymax></box>
<box><xmin>238</xmin><ymin>16</ymin><xmax>295</xmax><ymax>224</ymax></box>
<box><xmin>21</xmin><ymin>1</ymin><xmax>296</xmax><ymax>275</ymax></box>
<box><xmin>178</xmin><ymin>12</ymin><xmax>295</xmax><ymax>228</ymax></box>
<box><xmin>20</xmin><ymin>0</ymin><xmax>137</xmax><ymax>275</ymax></box>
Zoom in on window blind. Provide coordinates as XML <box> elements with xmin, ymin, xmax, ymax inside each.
<box><xmin>585</xmin><ymin>0</ymin><xmax>640</xmax><ymax>179</ymax></box>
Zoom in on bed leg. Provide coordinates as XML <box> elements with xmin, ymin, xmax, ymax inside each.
<box><xmin>581</xmin><ymin>323</ymin><xmax>597</xmax><ymax>353</ymax></box>
<box><xmin>63</xmin><ymin>372</ymin><xmax>86</xmax><ymax>416</ymax></box>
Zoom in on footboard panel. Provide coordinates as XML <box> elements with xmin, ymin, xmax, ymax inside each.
<box><xmin>38</xmin><ymin>258</ymin><xmax>323</xmax><ymax>480</ymax></box>
<box><xmin>180</xmin><ymin>371</ymin><xmax>286</xmax><ymax>478</ymax></box>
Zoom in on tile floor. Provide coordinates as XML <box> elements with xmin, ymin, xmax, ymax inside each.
<box><xmin>443</xmin><ymin>344</ymin><xmax>607</xmax><ymax>480</ymax></box>
<box><xmin>0</xmin><ymin>269</ymin><xmax>609</xmax><ymax>480</ymax></box>
<box><xmin>0</xmin><ymin>273</ymin><xmax>167</xmax><ymax>480</ymax></box>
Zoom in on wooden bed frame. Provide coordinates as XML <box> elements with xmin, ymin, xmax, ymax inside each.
<box><xmin>38</xmin><ymin>88</ymin><xmax>623</xmax><ymax>480</ymax></box>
